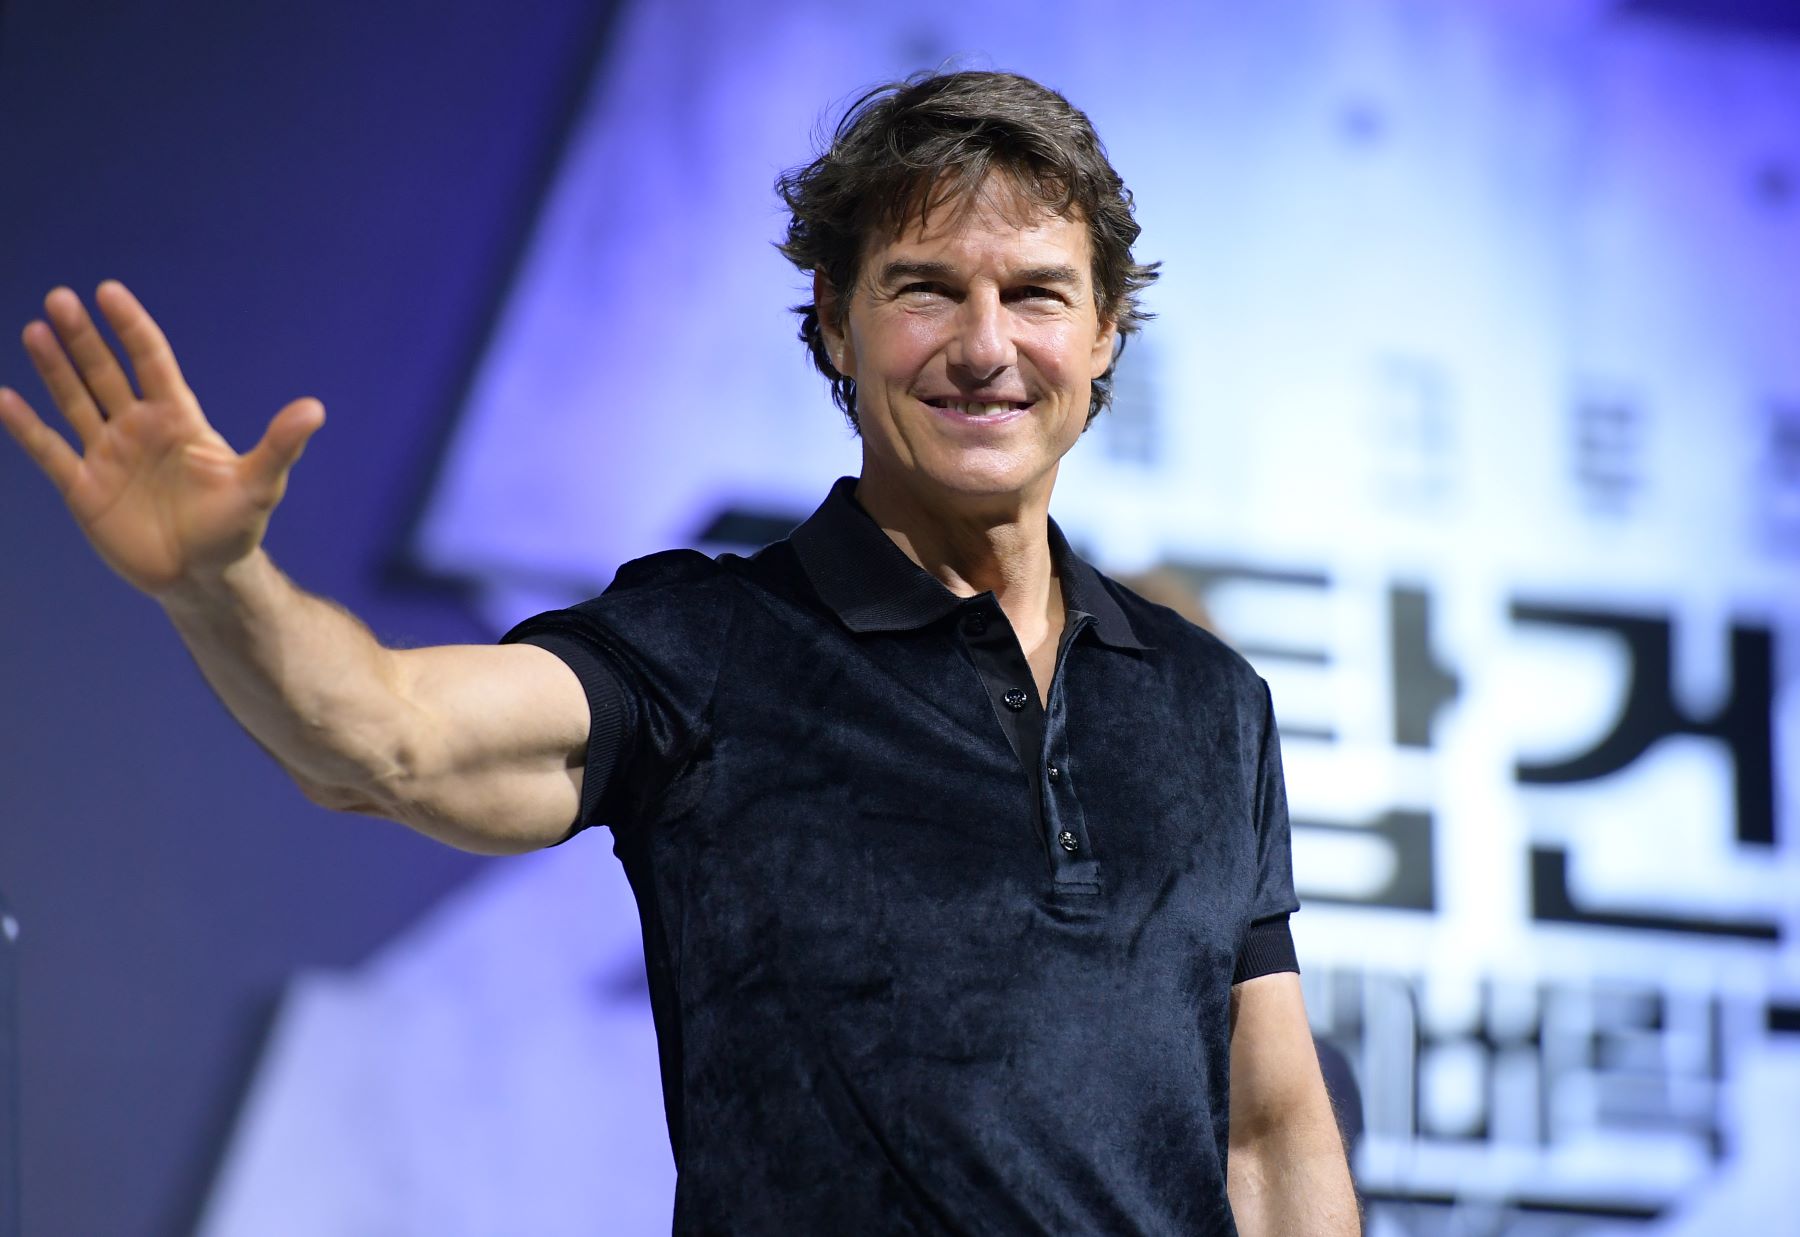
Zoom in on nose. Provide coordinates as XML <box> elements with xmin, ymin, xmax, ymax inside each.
<box><xmin>947</xmin><ymin>286</ymin><xmax>1015</xmax><ymax>384</ymax></box>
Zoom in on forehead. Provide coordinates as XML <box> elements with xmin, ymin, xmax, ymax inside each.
<box><xmin>862</xmin><ymin>175</ymin><xmax>1093</xmax><ymax>281</ymax></box>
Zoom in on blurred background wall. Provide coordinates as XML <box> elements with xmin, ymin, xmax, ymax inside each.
<box><xmin>1</xmin><ymin>2</ymin><xmax>1796</xmax><ymax>1235</ymax></box>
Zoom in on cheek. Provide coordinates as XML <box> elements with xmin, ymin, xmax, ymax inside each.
<box><xmin>1026</xmin><ymin>321</ymin><xmax>1095</xmax><ymax>384</ymax></box>
<box><xmin>852</xmin><ymin>310</ymin><xmax>945</xmax><ymax>377</ymax></box>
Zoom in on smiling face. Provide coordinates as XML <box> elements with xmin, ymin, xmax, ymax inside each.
<box><xmin>819</xmin><ymin>176</ymin><xmax>1118</xmax><ymax>516</ymax></box>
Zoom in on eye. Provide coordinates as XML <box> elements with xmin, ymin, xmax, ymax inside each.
<box><xmin>898</xmin><ymin>281</ymin><xmax>950</xmax><ymax>298</ymax></box>
<box><xmin>1009</xmin><ymin>285</ymin><xmax>1064</xmax><ymax>303</ymax></box>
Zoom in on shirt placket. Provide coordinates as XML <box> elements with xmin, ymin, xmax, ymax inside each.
<box><xmin>956</xmin><ymin>601</ymin><xmax>1101</xmax><ymax>894</ymax></box>
<box><xmin>1041</xmin><ymin>635</ymin><xmax>1098</xmax><ymax>893</ymax></box>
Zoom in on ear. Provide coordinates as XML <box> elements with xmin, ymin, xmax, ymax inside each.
<box><xmin>1089</xmin><ymin>313</ymin><xmax>1119</xmax><ymax>381</ymax></box>
<box><xmin>813</xmin><ymin>271</ymin><xmax>856</xmax><ymax>379</ymax></box>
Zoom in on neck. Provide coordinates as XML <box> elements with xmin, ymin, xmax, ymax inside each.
<box><xmin>853</xmin><ymin>468</ymin><xmax>1063</xmax><ymax>639</ymax></box>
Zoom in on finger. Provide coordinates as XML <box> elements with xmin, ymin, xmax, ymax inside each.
<box><xmin>242</xmin><ymin>397</ymin><xmax>325</xmax><ymax>503</ymax></box>
<box><xmin>94</xmin><ymin>280</ymin><xmax>188</xmax><ymax>402</ymax></box>
<box><xmin>21</xmin><ymin>320</ymin><xmax>105</xmax><ymax>448</ymax></box>
<box><xmin>0</xmin><ymin>385</ymin><xmax>82</xmax><ymax>494</ymax></box>
<box><xmin>43</xmin><ymin>286</ymin><xmax>137</xmax><ymax>416</ymax></box>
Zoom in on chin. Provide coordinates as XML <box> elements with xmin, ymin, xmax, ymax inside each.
<box><xmin>917</xmin><ymin>452</ymin><xmax>1054</xmax><ymax>502</ymax></box>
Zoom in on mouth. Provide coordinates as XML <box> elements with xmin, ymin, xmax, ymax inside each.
<box><xmin>921</xmin><ymin>397</ymin><xmax>1034</xmax><ymax>417</ymax></box>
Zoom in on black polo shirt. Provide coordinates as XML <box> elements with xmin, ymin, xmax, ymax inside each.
<box><xmin>503</xmin><ymin>477</ymin><xmax>1300</xmax><ymax>1236</ymax></box>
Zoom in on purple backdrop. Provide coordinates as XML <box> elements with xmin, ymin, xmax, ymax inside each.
<box><xmin>3</xmin><ymin>4</ymin><xmax>1798</xmax><ymax>1236</ymax></box>
<box><xmin>0</xmin><ymin>4</ymin><xmax>609</xmax><ymax>1233</ymax></box>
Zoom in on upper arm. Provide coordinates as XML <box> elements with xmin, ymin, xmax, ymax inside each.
<box><xmin>1228</xmin><ymin>971</ymin><xmax>1334</xmax><ymax>1147</ymax></box>
<box><xmin>362</xmin><ymin>641</ymin><xmax>592</xmax><ymax>854</ymax></box>
<box><xmin>1227</xmin><ymin>972</ymin><xmax>1360</xmax><ymax>1233</ymax></box>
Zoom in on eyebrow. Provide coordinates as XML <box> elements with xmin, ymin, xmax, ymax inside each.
<box><xmin>876</xmin><ymin>260</ymin><xmax>957</xmax><ymax>286</ymax></box>
<box><xmin>1012</xmin><ymin>264</ymin><xmax>1083</xmax><ymax>287</ymax></box>
<box><xmin>875</xmin><ymin>260</ymin><xmax>1083</xmax><ymax>288</ymax></box>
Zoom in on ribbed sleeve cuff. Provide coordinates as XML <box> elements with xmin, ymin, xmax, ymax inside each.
<box><xmin>506</xmin><ymin>631</ymin><xmax>628</xmax><ymax>838</ymax></box>
<box><xmin>1231</xmin><ymin>914</ymin><xmax>1299</xmax><ymax>984</ymax></box>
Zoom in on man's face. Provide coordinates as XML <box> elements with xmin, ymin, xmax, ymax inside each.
<box><xmin>820</xmin><ymin>176</ymin><xmax>1118</xmax><ymax>511</ymax></box>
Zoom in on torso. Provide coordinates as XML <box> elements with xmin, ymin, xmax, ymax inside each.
<box><xmin>513</xmin><ymin>482</ymin><xmax>1298</xmax><ymax>1234</ymax></box>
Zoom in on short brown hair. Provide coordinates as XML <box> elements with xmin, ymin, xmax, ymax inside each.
<box><xmin>776</xmin><ymin>70</ymin><xmax>1159</xmax><ymax>430</ymax></box>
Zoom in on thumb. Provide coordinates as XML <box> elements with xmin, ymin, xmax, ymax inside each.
<box><xmin>243</xmin><ymin>397</ymin><xmax>325</xmax><ymax>501</ymax></box>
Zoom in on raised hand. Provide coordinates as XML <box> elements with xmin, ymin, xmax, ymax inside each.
<box><xmin>0</xmin><ymin>281</ymin><xmax>324</xmax><ymax>596</ymax></box>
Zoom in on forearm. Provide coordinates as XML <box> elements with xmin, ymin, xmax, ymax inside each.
<box><xmin>1227</xmin><ymin>1120</ymin><xmax>1360</xmax><ymax>1237</ymax></box>
<box><xmin>6</xmin><ymin>282</ymin><xmax>582</xmax><ymax>848</ymax></box>
<box><xmin>156</xmin><ymin>549</ymin><xmax>417</xmax><ymax>804</ymax></box>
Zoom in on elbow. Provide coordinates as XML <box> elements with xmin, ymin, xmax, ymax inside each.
<box><xmin>290</xmin><ymin>741</ymin><xmax>418</xmax><ymax>818</ymax></box>
<box><xmin>295</xmin><ymin>773</ymin><xmax>396</xmax><ymax>817</ymax></box>
<box><xmin>296</xmin><ymin>771</ymin><xmax>545</xmax><ymax>857</ymax></box>
<box><xmin>1227</xmin><ymin>1120</ymin><xmax>1361</xmax><ymax>1237</ymax></box>
<box><xmin>278</xmin><ymin>719</ymin><xmax>424</xmax><ymax>817</ymax></box>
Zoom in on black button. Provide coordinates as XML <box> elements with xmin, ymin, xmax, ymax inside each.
<box><xmin>1046</xmin><ymin>762</ymin><xmax>1061</xmax><ymax>781</ymax></box>
<box><xmin>1058</xmin><ymin>830</ymin><xmax>1080</xmax><ymax>853</ymax></box>
<box><xmin>1002</xmin><ymin>687</ymin><xmax>1029</xmax><ymax>711</ymax></box>
<box><xmin>963</xmin><ymin>609</ymin><xmax>988</xmax><ymax>636</ymax></box>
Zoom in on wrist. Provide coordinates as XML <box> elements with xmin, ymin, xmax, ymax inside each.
<box><xmin>154</xmin><ymin>549</ymin><xmax>278</xmax><ymax>618</ymax></box>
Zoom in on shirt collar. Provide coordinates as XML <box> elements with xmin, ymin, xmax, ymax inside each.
<box><xmin>788</xmin><ymin>476</ymin><xmax>1150</xmax><ymax>651</ymax></box>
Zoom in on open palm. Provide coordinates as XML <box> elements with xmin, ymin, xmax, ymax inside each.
<box><xmin>0</xmin><ymin>281</ymin><xmax>323</xmax><ymax>596</ymax></box>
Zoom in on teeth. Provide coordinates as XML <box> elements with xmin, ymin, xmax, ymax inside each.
<box><xmin>947</xmin><ymin>401</ymin><xmax>1016</xmax><ymax>416</ymax></box>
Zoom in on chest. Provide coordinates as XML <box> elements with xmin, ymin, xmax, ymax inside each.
<box><xmin>645</xmin><ymin>623</ymin><xmax>1265</xmax><ymax>984</ymax></box>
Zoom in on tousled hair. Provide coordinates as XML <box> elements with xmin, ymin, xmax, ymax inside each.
<box><xmin>776</xmin><ymin>70</ymin><xmax>1159</xmax><ymax>430</ymax></box>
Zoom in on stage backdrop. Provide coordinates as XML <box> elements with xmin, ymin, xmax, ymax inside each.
<box><xmin>192</xmin><ymin>2</ymin><xmax>1798</xmax><ymax>1235</ymax></box>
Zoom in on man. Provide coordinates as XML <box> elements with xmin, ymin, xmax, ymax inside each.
<box><xmin>0</xmin><ymin>70</ymin><xmax>1357</xmax><ymax>1234</ymax></box>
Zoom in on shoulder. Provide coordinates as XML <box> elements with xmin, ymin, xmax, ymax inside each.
<box><xmin>605</xmin><ymin>547</ymin><xmax>728</xmax><ymax>593</ymax></box>
<box><xmin>1089</xmin><ymin>569</ymin><xmax>1278</xmax><ymax>740</ymax></box>
<box><xmin>596</xmin><ymin>547</ymin><xmax>749</xmax><ymax>611</ymax></box>
<box><xmin>1101</xmin><ymin>572</ymin><xmax>1265</xmax><ymax>690</ymax></box>
<box><xmin>607</xmin><ymin>541</ymin><xmax>807</xmax><ymax>597</ymax></box>
<box><xmin>501</xmin><ymin>548</ymin><xmax>749</xmax><ymax>657</ymax></box>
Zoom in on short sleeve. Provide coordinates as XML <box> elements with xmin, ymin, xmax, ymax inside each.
<box><xmin>497</xmin><ymin>549</ymin><xmax>735</xmax><ymax>838</ymax></box>
<box><xmin>499</xmin><ymin>627</ymin><xmax>632</xmax><ymax>840</ymax></box>
<box><xmin>1231</xmin><ymin>678</ymin><xmax>1301</xmax><ymax>984</ymax></box>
